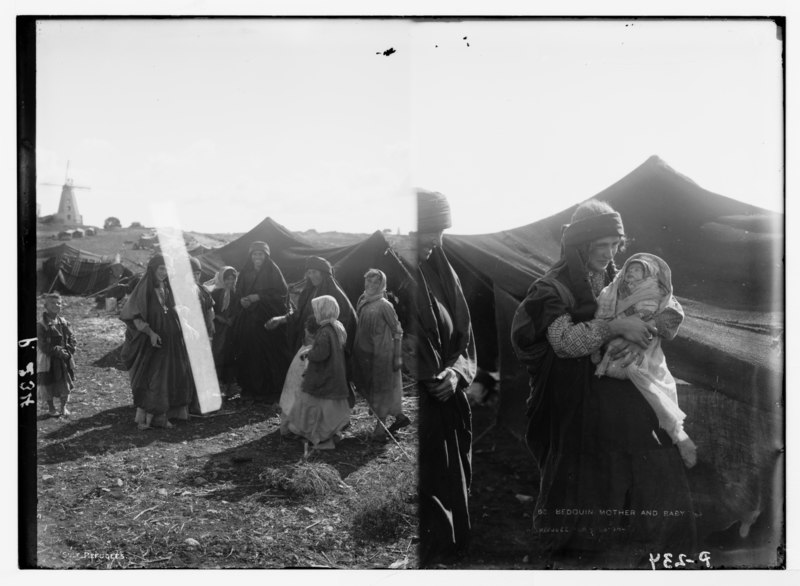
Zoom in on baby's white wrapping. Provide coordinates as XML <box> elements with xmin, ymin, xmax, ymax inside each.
<box><xmin>595</xmin><ymin>253</ymin><xmax>686</xmax><ymax>441</ymax></box>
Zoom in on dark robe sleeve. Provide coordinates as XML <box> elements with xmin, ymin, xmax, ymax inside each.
<box><xmin>510</xmin><ymin>276</ymin><xmax>574</xmax><ymax>463</ymax></box>
<box><xmin>416</xmin><ymin>251</ymin><xmax>477</xmax><ymax>387</ymax></box>
<box><xmin>511</xmin><ymin>277</ymin><xmax>572</xmax><ymax>368</ymax></box>
<box><xmin>307</xmin><ymin>329</ymin><xmax>332</xmax><ymax>363</ymax></box>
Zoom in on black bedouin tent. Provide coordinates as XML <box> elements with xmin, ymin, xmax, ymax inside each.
<box><xmin>196</xmin><ymin>217</ymin><xmax>415</xmax><ymax>324</ymax></box>
<box><xmin>442</xmin><ymin>156</ymin><xmax>783</xmax><ymax>553</ymax></box>
<box><xmin>36</xmin><ymin>243</ymin><xmax>134</xmax><ymax>296</ymax></box>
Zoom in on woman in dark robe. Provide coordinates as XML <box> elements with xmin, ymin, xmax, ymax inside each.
<box><xmin>120</xmin><ymin>254</ymin><xmax>194</xmax><ymax>430</ymax></box>
<box><xmin>267</xmin><ymin>256</ymin><xmax>358</xmax><ymax>406</ymax></box>
<box><xmin>411</xmin><ymin>189</ymin><xmax>477</xmax><ymax>567</ymax></box>
<box><xmin>210</xmin><ymin>266</ymin><xmax>239</xmax><ymax>396</ymax></box>
<box><xmin>267</xmin><ymin>256</ymin><xmax>357</xmax><ymax>357</ymax></box>
<box><xmin>232</xmin><ymin>241</ymin><xmax>291</xmax><ymax>404</ymax></box>
<box><xmin>510</xmin><ymin>199</ymin><xmax>696</xmax><ymax>568</ymax></box>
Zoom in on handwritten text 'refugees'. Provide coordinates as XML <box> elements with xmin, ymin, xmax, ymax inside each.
<box><xmin>538</xmin><ymin>509</ymin><xmax>690</xmax><ymax>517</ymax></box>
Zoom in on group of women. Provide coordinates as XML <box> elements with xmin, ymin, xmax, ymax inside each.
<box><xmin>119</xmin><ymin>242</ymin><xmax>409</xmax><ymax>446</ymax></box>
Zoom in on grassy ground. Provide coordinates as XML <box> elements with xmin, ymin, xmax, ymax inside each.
<box><xmin>35</xmin><ymin>296</ymin><xmax>418</xmax><ymax>569</ymax></box>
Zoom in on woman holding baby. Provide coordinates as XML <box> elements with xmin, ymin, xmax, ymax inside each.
<box><xmin>511</xmin><ymin>199</ymin><xmax>697</xmax><ymax>568</ymax></box>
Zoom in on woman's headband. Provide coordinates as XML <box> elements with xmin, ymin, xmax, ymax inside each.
<box><xmin>562</xmin><ymin>212</ymin><xmax>624</xmax><ymax>247</ymax></box>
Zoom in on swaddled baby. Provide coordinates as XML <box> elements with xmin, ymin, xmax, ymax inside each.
<box><xmin>593</xmin><ymin>253</ymin><xmax>694</xmax><ymax>451</ymax></box>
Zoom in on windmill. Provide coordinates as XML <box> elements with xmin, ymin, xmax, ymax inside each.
<box><xmin>41</xmin><ymin>161</ymin><xmax>91</xmax><ymax>226</ymax></box>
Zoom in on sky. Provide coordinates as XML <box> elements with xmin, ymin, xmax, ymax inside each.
<box><xmin>35</xmin><ymin>17</ymin><xmax>783</xmax><ymax>236</ymax></box>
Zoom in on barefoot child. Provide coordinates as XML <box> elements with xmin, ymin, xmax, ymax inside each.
<box><xmin>37</xmin><ymin>293</ymin><xmax>76</xmax><ymax>417</ymax></box>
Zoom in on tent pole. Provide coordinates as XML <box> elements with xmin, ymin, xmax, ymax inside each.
<box><xmin>351</xmin><ymin>383</ymin><xmax>412</xmax><ymax>461</ymax></box>
<box><xmin>472</xmin><ymin>421</ymin><xmax>496</xmax><ymax>446</ymax></box>
<box><xmin>46</xmin><ymin>271</ymin><xmax>60</xmax><ymax>293</ymax></box>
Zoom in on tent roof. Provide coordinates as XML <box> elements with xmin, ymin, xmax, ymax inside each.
<box><xmin>444</xmin><ymin>155</ymin><xmax>781</xmax><ymax>311</ymax></box>
<box><xmin>37</xmin><ymin>243</ymin><xmax>106</xmax><ymax>262</ymax></box>
<box><xmin>196</xmin><ymin>217</ymin><xmax>413</xmax><ymax>310</ymax></box>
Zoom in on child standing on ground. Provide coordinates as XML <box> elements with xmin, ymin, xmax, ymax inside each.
<box><xmin>285</xmin><ymin>295</ymin><xmax>351</xmax><ymax>450</ymax></box>
<box><xmin>37</xmin><ymin>293</ymin><xmax>77</xmax><ymax>417</ymax></box>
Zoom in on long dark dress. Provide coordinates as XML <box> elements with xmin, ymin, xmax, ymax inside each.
<box><xmin>232</xmin><ymin>257</ymin><xmax>291</xmax><ymax>403</ymax></box>
<box><xmin>409</xmin><ymin>247</ymin><xmax>477</xmax><ymax>567</ymax></box>
<box><xmin>121</xmin><ymin>282</ymin><xmax>193</xmax><ymax>421</ymax></box>
<box><xmin>211</xmin><ymin>287</ymin><xmax>238</xmax><ymax>384</ymax></box>
<box><xmin>511</xmin><ymin>267</ymin><xmax>696</xmax><ymax>567</ymax></box>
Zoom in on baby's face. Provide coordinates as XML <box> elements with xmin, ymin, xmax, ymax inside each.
<box><xmin>624</xmin><ymin>263</ymin><xmax>645</xmax><ymax>284</ymax></box>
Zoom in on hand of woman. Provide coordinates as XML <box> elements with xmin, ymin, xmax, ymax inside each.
<box><xmin>427</xmin><ymin>368</ymin><xmax>457</xmax><ymax>402</ymax></box>
<box><xmin>264</xmin><ymin>316</ymin><xmax>284</xmax><ymax>330</ymax></box>
<box><xmin>149</xmin><ymin>331</ymin><xmax>162</xmax><ymax>348</ymax></box>
<box><xmin>240</xmin><ymin>297</ymin><xmax>251</xmax><ymax>309</ymax></box>
<box><xmin>677</xmin><ymin>437</ymin><xmax>698</xmax><ymax>468</ymax></box>
<box><xmin>609</xmin><ymin>315</ymin><xmax>657</xmax><ymax>348</ymax></box>
<box><xmin>606</xmin><ymin>338</ymin><xmax>644</xmax><ymax>368</ymax></box>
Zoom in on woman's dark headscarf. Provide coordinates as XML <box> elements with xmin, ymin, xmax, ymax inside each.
<box><xmin>547</xmin><ymin>201</ymin><xmax>625</xmax><ymax>321</ymax></box>
<box><xmin>235</xmin><ymin>240</ymin><xmax>288</xmax><ymax>321</ymax></box>
<box><xmin>291</xmin><ymin>256</ymin><xmax>356</xmax><ymax>354</ymax></box>
<box><xmin>305</xmin><ymin>255</ymin><xmax>332</xmax><ymax>276</ymax></box>
<box><xmin>120</xmin><ymin>254</ymin><xmax>175</xmax><ymax>332</ymax></box>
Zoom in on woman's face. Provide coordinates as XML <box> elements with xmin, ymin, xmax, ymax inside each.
<box><xmin>223</xmin><ymin>274</ymin><xmax>236</xmax><ymax>289</ymax></box>
<box><xmin>155</xmin><ymin>265</ymin><xmax>168</xmax><ymax>282</ymax></box>
<box><xmin>418</xmin><ymin>230</ymin><xmax>444</xmax><ymax>263</ymax></box>
<box><xmin>251</xmin><ymin>250</ymin><xmax>267</xmax><ymax>268</ymax></box>
<box><xmin>586</xmin><ymin>236</ymin><xmax>622</xmax><ymax>272</ymax></box>
<box><xmin>364</xmin><ymin>276</ymin><xmax>383</xmax><ymax>295</ymax></box>
<box><xmin>306</xmin><ymin>269</ymin><xmax>324</xmax><ymax>287</ymax></box>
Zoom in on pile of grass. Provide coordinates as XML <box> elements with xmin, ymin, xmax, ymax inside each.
<box><xmin>262</xmin><ymin>461</ymin><xmax>347</xmax><ymax>500</ymax></box>
<box><xmin>350</xmin><ymin>470</ymin><xmax>416</xmax><ymax>543</ymax></box>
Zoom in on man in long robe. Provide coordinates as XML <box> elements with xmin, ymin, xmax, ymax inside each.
<box><xmin>410</xmin><ymin>189</ymin><xmax>477</xmax><ymax>567</ymax></box>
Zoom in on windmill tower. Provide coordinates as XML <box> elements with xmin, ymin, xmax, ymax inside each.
<box><xmin>43</xmin><ymin>162</ymin><xmax>90</xmax><ymax>226</ymax></box>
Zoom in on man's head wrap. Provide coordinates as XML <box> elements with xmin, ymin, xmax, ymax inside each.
<box><xmin>417</xmin><ymin>188</ymin><xmax>452</xmax><ymax>233</ymax></box>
